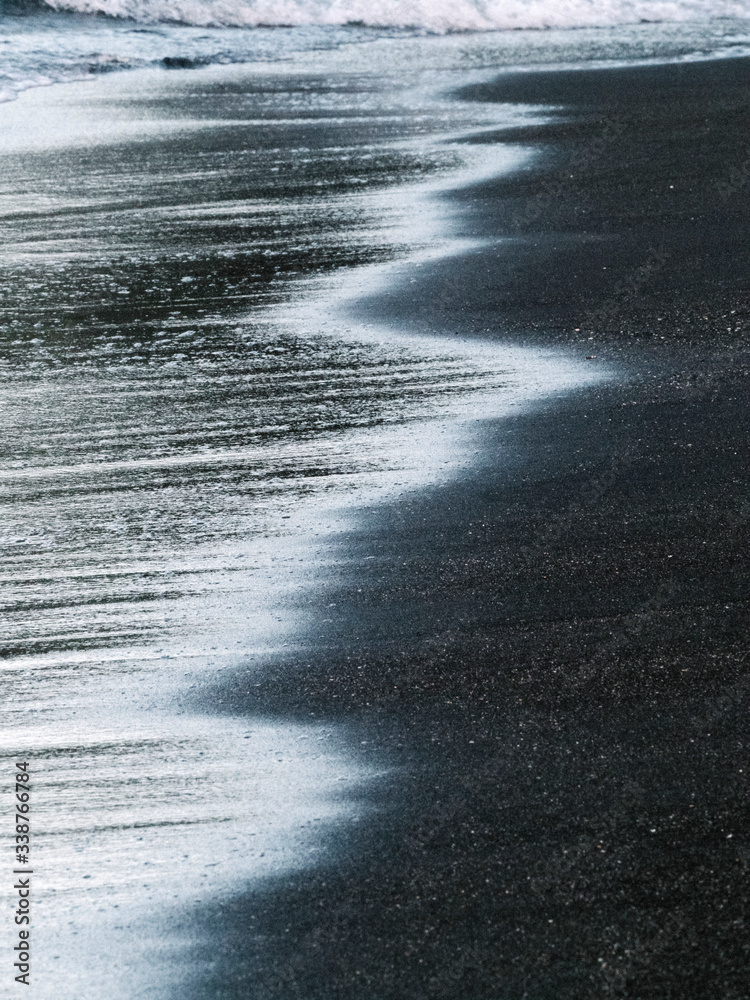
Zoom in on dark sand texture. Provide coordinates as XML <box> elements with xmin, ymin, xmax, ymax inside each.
<box><xmin>185</xmin><ymin>57</ymin><xmax>750</xmax><ymax>999</ymax></box>
<box><xmin>364</xmin><ymin>55</ymin><xmax>750</xmax><ymax>349</ymax></box>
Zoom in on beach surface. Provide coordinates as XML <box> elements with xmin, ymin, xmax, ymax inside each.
<box><xmin>1</xmin><ymin>34</ymin><xmax>749</xmax><ymax>1000</ymax></box>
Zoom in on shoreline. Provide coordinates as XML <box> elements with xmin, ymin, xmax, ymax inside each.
<box><xmin>0</xmin><ymin>49</ymin><xmax>606</xmax><ymax>999</ymax></box>
<box><xmin>1</xmin><ymin>38</ymin><xmax>748</xmax><ymax>999</ymax></box>
<box><xmin>191</xmin><ymin>53</ymin><xmax>750</xmax><ymax>999</ymax></box>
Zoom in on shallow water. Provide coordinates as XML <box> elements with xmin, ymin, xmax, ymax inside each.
<box><xmin>3</xmin><ymin>7</ymin><xmax>750</xmax><ymax>103</ymax></box>
<box><xmin>0</xmin><ymin>55</ymin><xmax>587</xmax><ymax>658</ymax></box>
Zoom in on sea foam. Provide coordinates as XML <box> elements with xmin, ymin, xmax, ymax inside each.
<box><xmin>38</xmin><ymin>0</ymin><xmax>750</xmax><ymax>30</ymax></box>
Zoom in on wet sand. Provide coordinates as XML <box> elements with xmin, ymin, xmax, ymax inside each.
<box><xmin>190</xmin><ymin>56</ymin><xmax>750</xmax><ymax>998</ymax></box>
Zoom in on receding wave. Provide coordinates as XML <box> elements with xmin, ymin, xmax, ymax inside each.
<box><xmin>35</xmin><ymin>0</ymin><xmax>750</xmax><ymax>31</ymax></box>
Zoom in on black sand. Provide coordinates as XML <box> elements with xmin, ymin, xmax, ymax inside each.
<box><xmin>186</xmin><ymin>56</ymin><xmax>750</xmax><ymax>998</ymax></box>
